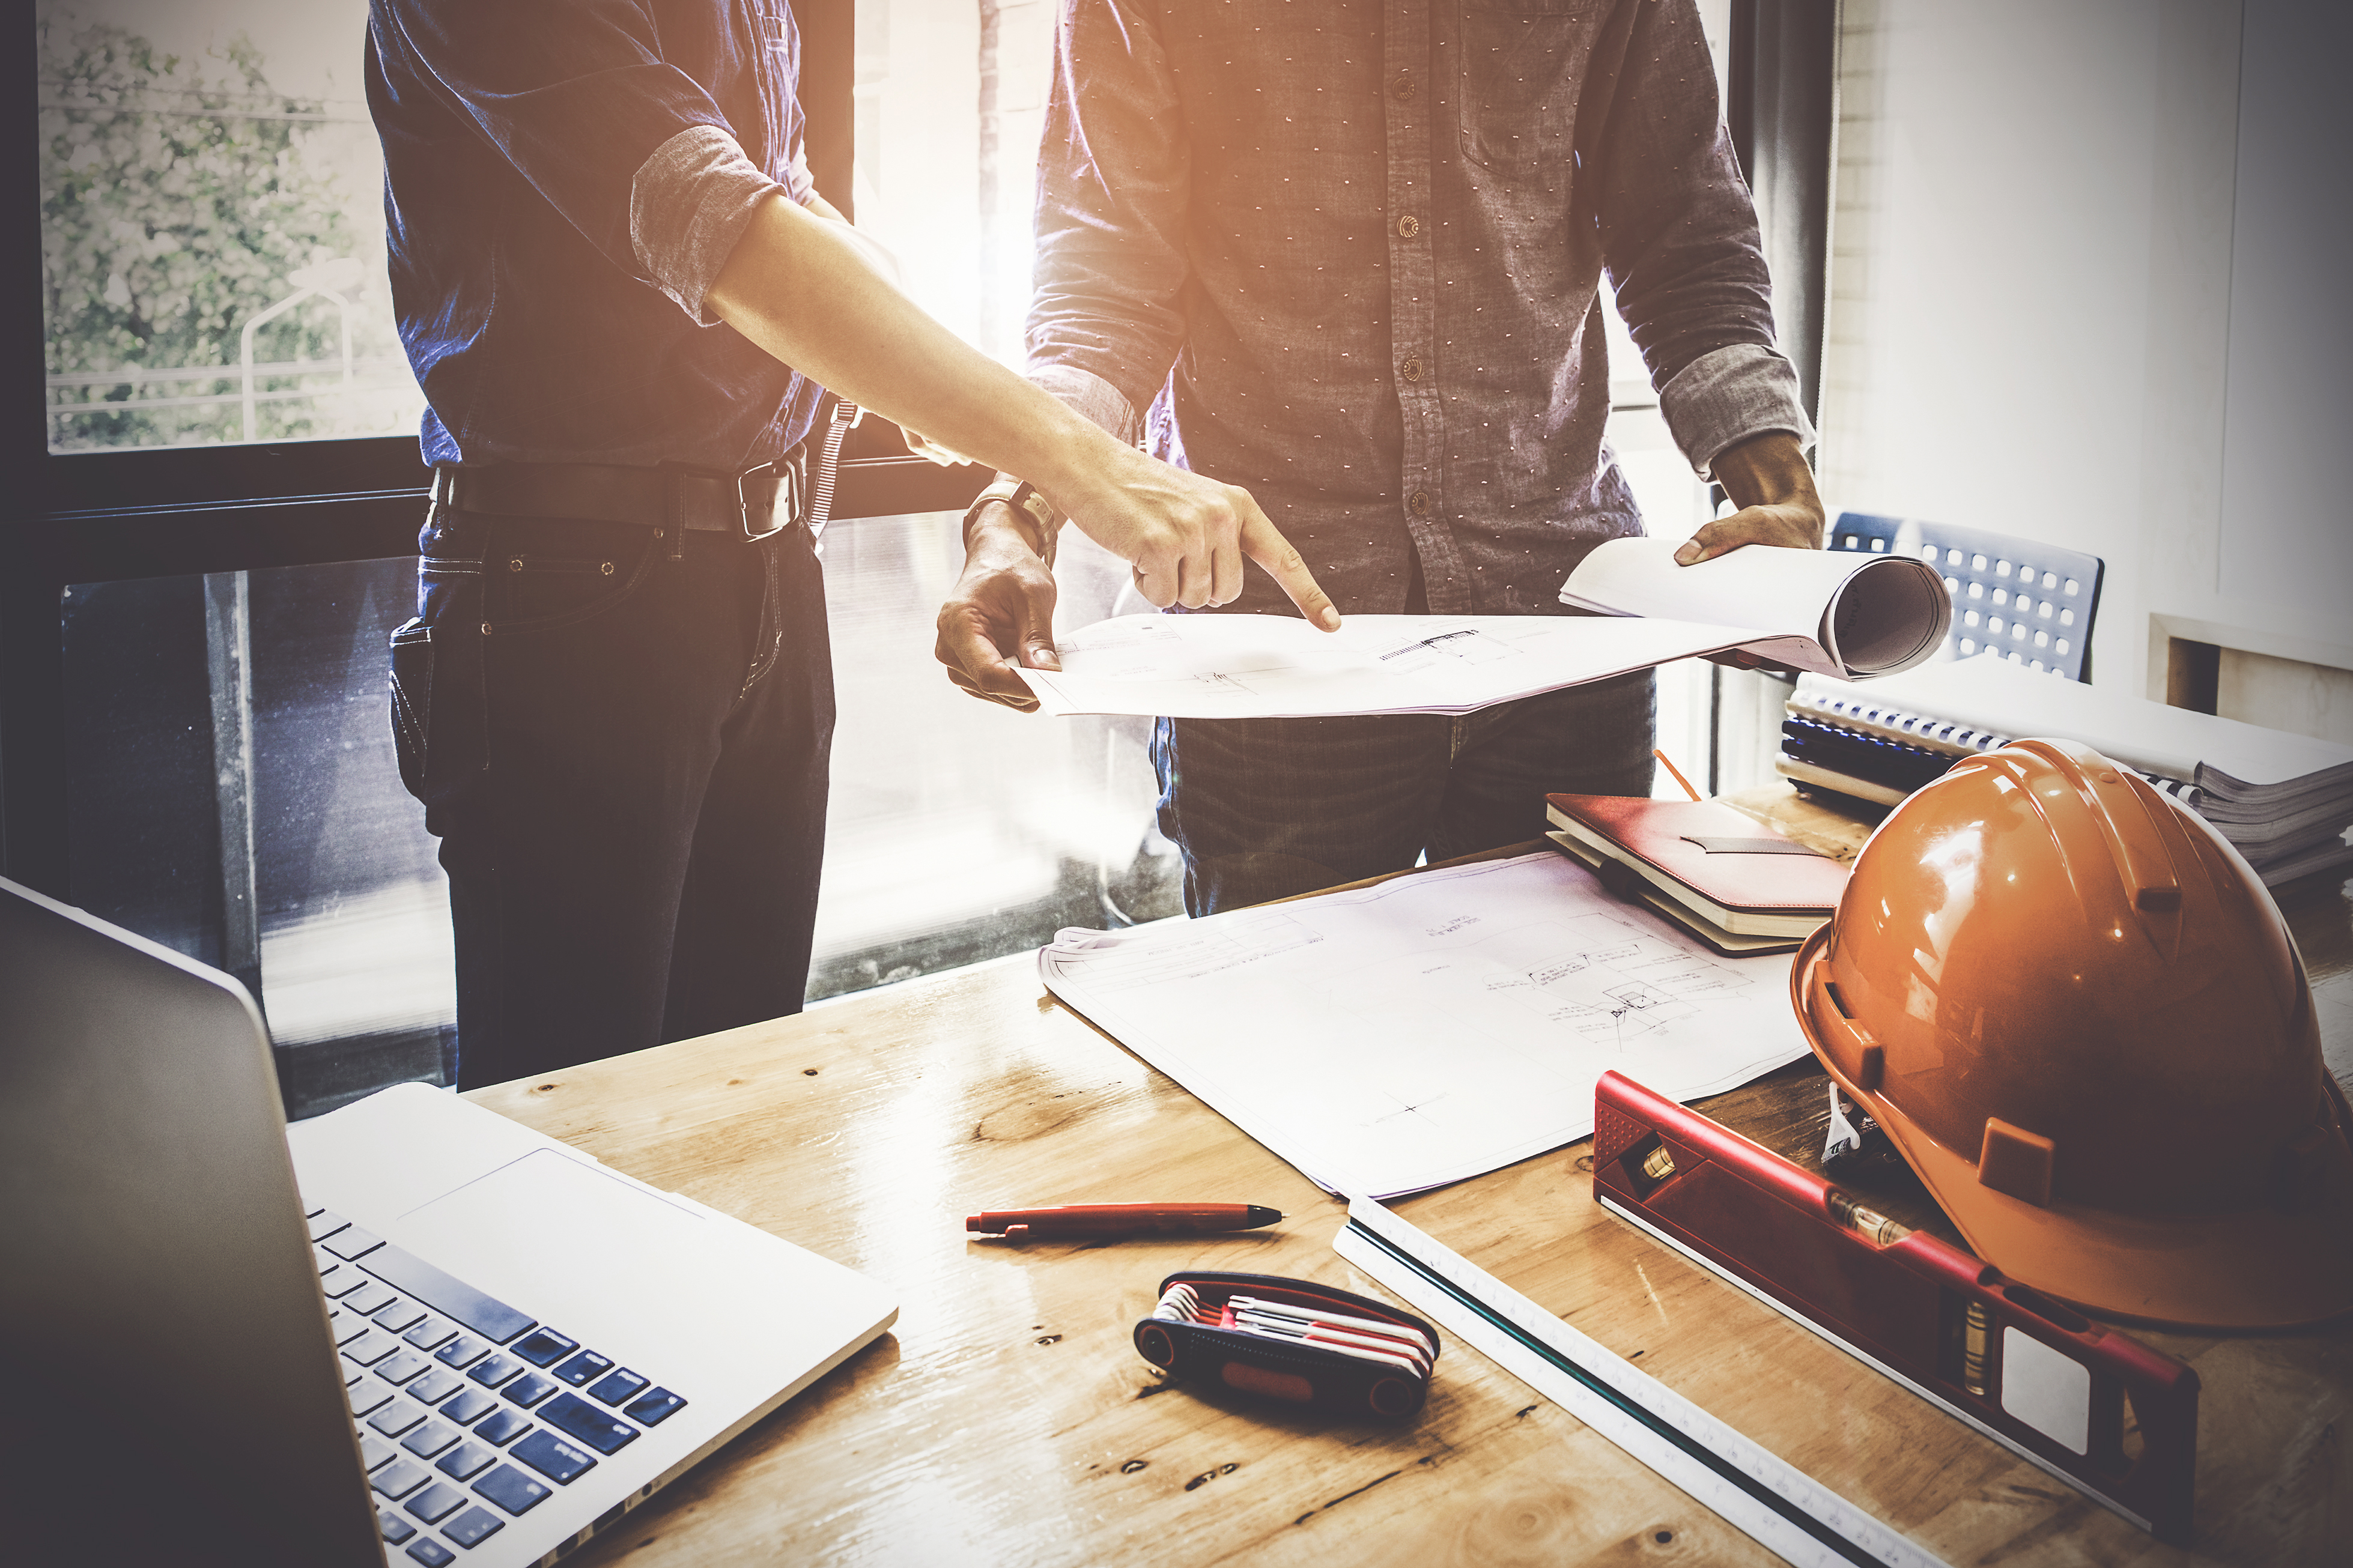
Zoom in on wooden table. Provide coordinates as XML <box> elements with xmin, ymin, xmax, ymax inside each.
<box><xmin>477</xmin><ymin>787</ymin><xmax>2353</xmax><ymax>1568</ymax></box>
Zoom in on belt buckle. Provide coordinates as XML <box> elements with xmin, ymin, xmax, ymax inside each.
<box><xmin>735</xmin><ymin>462</ymin><xmax>786</xmax><ymax>542</ymax></box>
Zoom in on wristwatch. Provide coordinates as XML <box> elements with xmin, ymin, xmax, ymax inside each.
<box><xmin>963</xmin><ymin>477</ymin><xmax>1058</xmax><ymax>565</ymax></box>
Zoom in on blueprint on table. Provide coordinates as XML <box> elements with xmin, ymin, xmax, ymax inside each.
<box><xmin>1037</xmin><ymin>851</ymin><xmax>1811</xmax><ymax>1197</ymax></box>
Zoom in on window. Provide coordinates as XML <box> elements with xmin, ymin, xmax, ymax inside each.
<box><xmin>824</xmin><ymin>0</ymin><xmax>1174</xmax><ymax>995</ymax></box>
<box><xmin>852</xmin><ymin>0</ymin><xmax>1049</xmax><ymax>368</ymax></box>
<box><xmin>1602</xmin><ymin>289</ymin><xmax>1718</xmax><ymax>800</ymax></box>
<box><xmin>813</xmin><ymin>512</ymin><xmax>1176</xmax><ymax>997</ymax></box>
<box><xmin>61</xmin><ymin>558</ymin><xmax>456</xmax><ymax>1113</ymax></box>
<box><xmin>40</xmin><ymin>1</ymin><xmax>424</xmax><ymax>452</ymax></box>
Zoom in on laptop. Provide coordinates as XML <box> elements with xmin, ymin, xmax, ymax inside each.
<box><xmin>0</xmin><ymin>877</ymin><xmax>897</xmax><ymax>1566</ymax></box>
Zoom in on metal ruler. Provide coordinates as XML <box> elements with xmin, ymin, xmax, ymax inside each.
<box><xmin>1332</xmin><ymin>1196</ymin><xmax>1952</xmax><ymax>1568</ymax></box>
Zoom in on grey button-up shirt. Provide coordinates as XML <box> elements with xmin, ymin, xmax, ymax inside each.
<box><xmin>1027</xmin><ymin>0</ymin><xmax>1814</xmax><ymax>617</ymax></box>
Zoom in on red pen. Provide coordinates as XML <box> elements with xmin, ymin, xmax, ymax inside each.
<box><xmin>965</xmin><ymin>1203</ymin><xmax>1283</xmax><ymax>1239</ymax></box>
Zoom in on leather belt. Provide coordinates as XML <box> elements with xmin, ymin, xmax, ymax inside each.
<box><xmin>428</xmin><ymin>445</ymin><xmax>809</xmax><ymax>542</ymax></box>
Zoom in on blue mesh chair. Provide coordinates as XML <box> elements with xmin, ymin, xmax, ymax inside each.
<box><xmin>1826</xmin><ymin>511</ymin><xmax>2104</xmax><ymax>682</ymax></box>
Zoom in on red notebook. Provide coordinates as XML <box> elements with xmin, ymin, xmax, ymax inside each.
<box><xmin>1545</xmin><ymin>794</ymin><xmax>1850</xmax><ymax>936</ymax></box>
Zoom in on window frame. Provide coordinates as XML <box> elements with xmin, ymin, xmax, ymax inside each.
<box><xmin>1</xmin><ymin>0</ymin><xmax>981</xmax><ymax>897</ymax></box>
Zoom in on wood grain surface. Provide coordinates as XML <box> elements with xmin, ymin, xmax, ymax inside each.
<box><xmin>473</xmin><ymin>788</ymin><xmax>2353</xmax><ymax>1568</ymax></box>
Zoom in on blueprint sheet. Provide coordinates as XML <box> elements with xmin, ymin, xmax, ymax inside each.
<box><xmin>1016</xmin><ymin>613</ymin><xmax>1789</xmax><ymax>719</ymax></box>
<box><xmin>1017</xmin><ymin>542</ymin><xmax>1951</xmax><ymax>721</ymax></box>
<box><xmin>1037</xmin><ymin>852</ymin><xmax>1811</xmax><ymax>1197</ymax></box>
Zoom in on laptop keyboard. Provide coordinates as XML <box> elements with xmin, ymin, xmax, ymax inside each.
<box><xmin>308</xmin><ymin>1206</ymin><xmax>688</xmax><ymax>1563</ymax></box>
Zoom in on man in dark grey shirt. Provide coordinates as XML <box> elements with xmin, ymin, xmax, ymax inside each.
<box><xmin>937</xmin><ymin>0</ymin><xmax>1824</xmax><ymax>914</ymax></box>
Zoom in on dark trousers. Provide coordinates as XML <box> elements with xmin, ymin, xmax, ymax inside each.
<box><xmin>1151</xmin><ymin>670</ymin><xmax>1655</xmax><ymax>915</ymax></box>
<box><xmin>390</xmin><ymin>508</ymin><xmax>833</xmax><ymax>1089</ymax></box>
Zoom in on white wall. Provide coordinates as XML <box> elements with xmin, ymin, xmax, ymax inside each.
<box><xmin>1820</xmin><ymin>0</ymin><xmax>2351</xmax><ymax>723</ymax></box>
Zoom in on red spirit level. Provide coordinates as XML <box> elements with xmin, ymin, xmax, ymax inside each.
<box><xmin>1591</xmin><ymin>1070</ymin><xmax>2199</xmax><ymax>1543</ymax></box>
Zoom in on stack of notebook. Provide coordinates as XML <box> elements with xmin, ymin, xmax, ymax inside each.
<box><xmin>1544</xmin><ymin>793</ymin><xmax>1850</xmax><ymax>955</ymax></box>
<box><xmin>1776</xmin><ymin>656</ymin><xmax>2353</xmax><ymax>888</ymax></box>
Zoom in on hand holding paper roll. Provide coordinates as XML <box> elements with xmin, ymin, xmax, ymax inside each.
<box><xmin>1557</xmin><ymin>536</ymin><xmax>1954</xmax><ymax>680</ymax></box>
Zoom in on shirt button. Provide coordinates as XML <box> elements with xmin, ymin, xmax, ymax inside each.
<box><xmin>1396</xmin><ymin>214</ymin><xmax>1421</xmax><ymax>240</ymax></box>
<box><xmin>1409</xmin><ymin>491</ymin><xmax>1432</xmax><ymax>516</ymax></box>
<box><xmin>1400</xmin><ymin>357</ymin><xmax>1424</xmax><ymax>383</ymax></box>
<box><xmin>1391</xmin><ymin>70</ymin><xmax>1416</xmax><ymax>101</ymax></box>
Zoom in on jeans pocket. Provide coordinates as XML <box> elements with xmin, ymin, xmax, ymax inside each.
<box><xmin>389</xmin><ymin>618</ymin><xmax>433</xmax><ymax>799</ymax></box>
<box><xmin>486</xmin><ymin>537</ymin><xmax>657</xmax><ymax>635</ymax></box>
<box><xmin>389</xmin><ymin>605</ymin><xmax>488</xmax><ymax>814</ymax></box>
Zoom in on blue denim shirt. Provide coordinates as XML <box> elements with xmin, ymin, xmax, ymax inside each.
<box><xmin>366</xmin><ymin>0</ymin><xmax>821</xmax><ymax>470</ymax></box>
<box><xmin>1028</xmin><ymin>0</ymin><xmax>1814</xmax><ymax>617</ymax></box>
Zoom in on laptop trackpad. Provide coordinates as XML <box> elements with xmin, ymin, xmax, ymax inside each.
<box><xmin>393</xmin><ymin>1149</ymin><xmax>725</xmax><ymax>1358</ymax></box>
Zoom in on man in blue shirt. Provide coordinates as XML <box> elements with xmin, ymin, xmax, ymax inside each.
<box><xmin>367</xmin><ymin>0</ymin><xmax>1337</xmax><ymax>1086</ymax></box>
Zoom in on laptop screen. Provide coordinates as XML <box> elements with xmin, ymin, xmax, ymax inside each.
<box><xmin>0</xmin><ymin>877</ymin><xmax>380</xmax><ymax>1562</ymax></box>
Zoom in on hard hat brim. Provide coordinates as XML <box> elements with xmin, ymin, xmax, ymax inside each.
<box><xmin>1792</xmin><ymin>927</ymin><xmax>2353</xmax><ymax>1331</ymax></box>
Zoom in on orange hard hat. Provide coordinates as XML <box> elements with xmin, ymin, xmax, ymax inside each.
<box><xmin>1791</xmin><ymin>736</ymin><xmax>2353</xmax><ymax>1329</ymax></box>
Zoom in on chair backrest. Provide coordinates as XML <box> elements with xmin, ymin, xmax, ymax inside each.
<box><xmin>1827</xmin><ymin>511</ymin><xmax>2105</xmax><ymax>682</ymax></box>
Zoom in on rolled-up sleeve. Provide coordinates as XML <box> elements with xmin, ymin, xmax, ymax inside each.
<box><xmin>630</xmin><ymin>125</ymin><xmax>798</xmax><ymax>325</ymax></box>
<box><xmin>1588</xmin><ymin>0</ymin><xmax>1814</xmax><ymax>474</ymax></box>
<box><xmin>1657</xmin><ymin>343</ymin><xmax>1813</xmax><ymax>478</ymax></box>
<box><xmin>375</xmin><ymin>0</ymin><xmax>794</xmax><ymax>324</ymax></box>
<box><xmin>1024</xmin><ymin>0</ymin><xmax>1192</xmax><ymax>435</ymax></box>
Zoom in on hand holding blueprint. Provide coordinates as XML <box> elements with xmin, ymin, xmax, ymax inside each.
<box><xmin>1016</xmin><ymin>538</ymin><xmax>1949</xmax><ymax>719</ymax></box>
<box><xmin>1037</xmin><ymin>852</ymin><xmax>1813</xmax><ymax>1197</ymax></box>
<box><xmin>1559</xmin><ymin>537</ymin><xmax>1952</xmax><ymax>678</ymax></box>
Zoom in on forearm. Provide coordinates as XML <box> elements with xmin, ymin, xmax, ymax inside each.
<box><xmin>712</xmin><ymin>189</ymin><xmax>1337</xmax><ymax>628</ymax></box>
<box><xmin>705</xmin><ymin>193</ymin><xmax>1117</xmax><ymax>508</ymax></box>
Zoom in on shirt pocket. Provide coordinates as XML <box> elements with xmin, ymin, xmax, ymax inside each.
<box><xmin>1456</xmin><ymin>0</ymin><xmax>1589</xmax><ymax>178</ymax></box>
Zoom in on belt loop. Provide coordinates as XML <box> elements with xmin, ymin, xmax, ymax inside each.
<box><xmin>781</xmin><ymin>447</ymin><xmax>805</xmax><ymax>534</ymax></box>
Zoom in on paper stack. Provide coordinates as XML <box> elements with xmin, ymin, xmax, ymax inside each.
<box><xmin>1776</xmin><ymin>655</ymin><xmax>2353</xmax><ymax>888</ymax></box>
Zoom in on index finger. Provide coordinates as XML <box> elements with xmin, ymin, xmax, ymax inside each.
<box><xmin>1236</xmin><ymin>507</ymin><xmax>1341</xmax><ymax>631</ymax></box>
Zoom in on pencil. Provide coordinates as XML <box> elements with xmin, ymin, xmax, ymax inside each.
<box><xmin>1654</xmin><ymin>748</ymin><xmax>1702</xmax><ymax>802</ymax></box>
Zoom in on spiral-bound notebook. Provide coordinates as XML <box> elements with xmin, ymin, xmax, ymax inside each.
<box><xmin>1776</xmin><ymin>658</ymin><xmax>2353</xmax><ymax>885</ymax></box>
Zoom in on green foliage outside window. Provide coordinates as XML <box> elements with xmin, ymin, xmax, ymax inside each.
<box><xmin>40</xmin><ymin>15</ymin><xmax>412</xmax><ymax>451</ymax></box>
